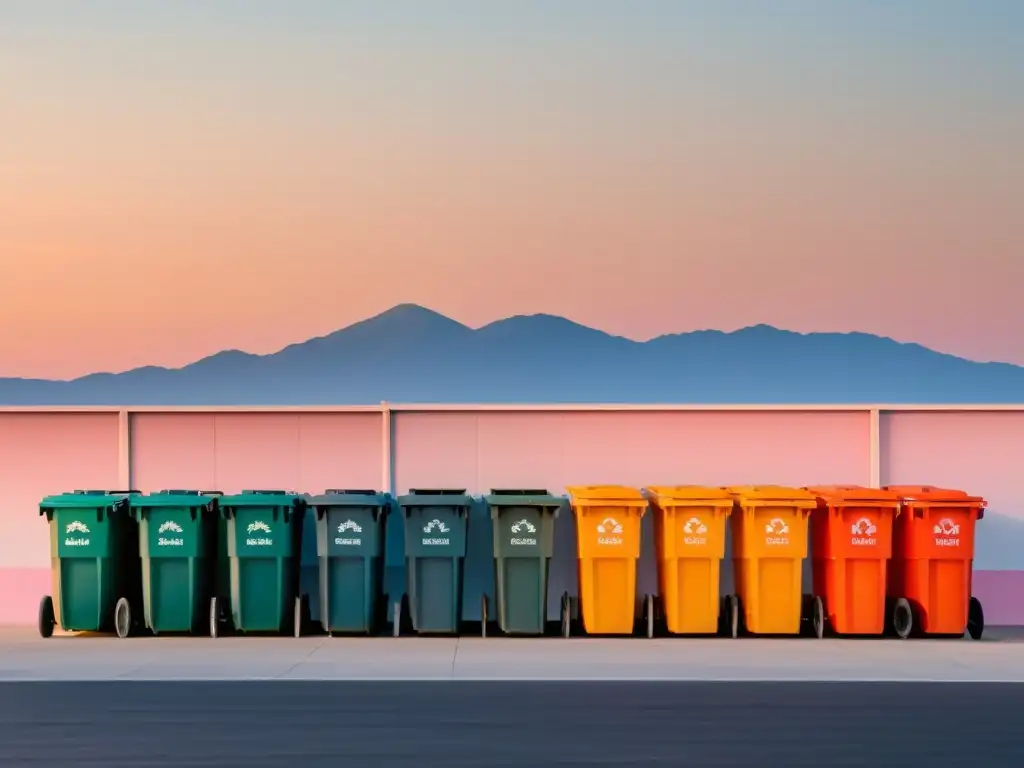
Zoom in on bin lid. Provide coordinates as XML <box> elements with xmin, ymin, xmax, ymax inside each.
<box><xmin>219</xmin><ymin>491</ymin><xmax>306</xmax><ymax>508</ymax></box>
<box><xmin>882</xmin><ymin>486</ymin><xmax>987</xmax><ymax>507</ymax></box>
<box><xmin>128</xmin><ymin>491</ymin><xmax>221</xmax><ymax>509</ymax></box>
<box><xmin>567</xmin><ymin>485</ymin><xmax>647</xmax><ymax>507</ymax></box>
<box><xmin>308</xmin><ymin>489</ymin><xmax>391</xmax><ymax>508</ymax></box>
<box><xmin>484</xmin><ymin>489</ymin><xmax>566</xmax><ymax>509</ymax></box>
<box><xmin>644</xmin><ymin>486</ymin><xmax>734</xmax><ymax>507</ymax></box>
<box><xmin>804</xmin><ymin>486</ymin><xmax>902</xmax><ymax>507</ymax></box>
<box><xmin>725</xmin><ymin>485</ymin><xmax>817</xmax><ymax>508</ymax></box>
<box><xmin>39</xmin><ymin>490</ymin><xmax>135</xmax><ymax>513</ymax></box>
<box><xmin>397</xmin><ymin>489</ymin><xmax>473</xmax><ymax>507</ymax></box>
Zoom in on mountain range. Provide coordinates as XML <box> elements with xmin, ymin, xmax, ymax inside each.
<box><xmin>1</xmin><ymin>303</ymin><xmax>1022</xmax><ymax>405</ymax></box>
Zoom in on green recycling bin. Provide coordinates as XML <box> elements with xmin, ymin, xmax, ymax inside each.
<box><xmin>309</xmin><ymin>489</ymin><xmax>391</xmax><ymax>635</ymax></box>
<box><xmin>129</xmin><ymin>490</ymin><xmax>220</xmax><ymax>635</ymax></box>
<box><xmin>216</xmin><ymin>490</ymin><xmax>307</xmax><ymax>637</ymax></box>
<box><xmin>485</xmin><ymin>489</ymin><xmax>563</xmax><ymax>635</ymax></box>
<box><xmin>38</xmin><ymin>490</ymin><xmax>143</xmax><ymax>639</ymax></box>
<box><xmin>398</xmin><ymin>489</ymin><xmax>472</xmax><ymax>634</ymax></box>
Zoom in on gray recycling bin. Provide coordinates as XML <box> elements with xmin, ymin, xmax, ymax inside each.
<box><xmin>485</xmin><ymin>489</ymin><xmax>563</xmax><ymax>635</ymax></box>
<box><xmin>308</xmin><ymin>489</ymin><xmax>391</xmax><ymax>635</ymax></box>
<box><xmin>398</xmin><ymin>489</ymin><xmax>472</xmax><ymax>634</ymax></box>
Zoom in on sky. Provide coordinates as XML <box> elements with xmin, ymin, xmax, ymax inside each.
<box><xmin>1</xmin><ymin>1</ymin><xmax>1022</xmax><ymax>379</ymax></box>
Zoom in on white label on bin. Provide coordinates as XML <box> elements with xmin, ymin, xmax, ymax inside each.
<box><xmin>63</xmin><ymin>520</ymin><xmax>91</xmax><ymax>547</ymax></box>
<box><xmin>597</xmin><ymin>517</ymin><xmax>623</xmax><ymax>545</ymax></box>
<box><xmin>510</xmin><ymin>519</ymin><xmax>537</xmax><ymax>546</ymax></box>
<box><xmin>157</xmin><ymin>520</ymin><xmax>185</xmax><ymax>547</ymax></box>
<box><xmin>933</xmin><ymin>518</ymin><xmax>960</xmax><ymax>547</ymax></box>
<box><xmin>422</xmin><ymin>518</ymin><xmax>451</xmax><ymax>546</ymax></box>
<box><xmin>851</xmin><ymin>517</ymin><xmax>877</xmax><ymax>546</ymax></box>
<box><xmin>683</xmin><ymin>517</ymin><xmax>708</xmax><ymax>545</ymax></box>
<box><xmin>335</xmin><ymin>519</ymin><xmax>363</xmax><ymax>546</ymax></box>
<box><xmin>245</xmin><ymin>520</ymin><xmax>273</xmax><ymax>547</ymax></box>
<box><xmin>765</xmin><ymin>518</ymin><xmax>789</xmax><ymax>546</ymax></box>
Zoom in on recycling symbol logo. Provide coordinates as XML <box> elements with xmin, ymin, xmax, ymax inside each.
<box><xmin>682</xmin><ymin>517</ymin><xmax>707</xmax><ymax>535</ymax></box>
<box><xmin>510</xmin><ymin>519</ymin><xmax>537</xmax><ymax>534</ymax></box>
<box><xmin>851</xmin><ymin>518</ymin><xmax>877</xmax><ymax>536</ymax></box>
<box><xmin>597</xmin><ymin>518</ymin><xmax>623</xmax><ymax>534</ymax></box>
<box><xmin>765</xmin><ymin>518</ymin><xmax>789</xmax><ymax>535</ymax></box>
<box><xmin>933</xmin><ymin>518</ymin><xmax>960</xmax><ymax>536</ymax></box>
<box><xmin>423</xmin><ymin>519</ymin><xmax>450</xmax><ymax>534</ymax></box>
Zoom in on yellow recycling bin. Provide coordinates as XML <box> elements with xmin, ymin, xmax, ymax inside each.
<box><xmin>726</xmin><ymin>485</ymin><xmax>816</xmax><ymax>636</ymax></box>
<box><xmin>567</xmin><ymin>485</ymin><xmax>647</xmax><ymax>635</ymax></box>
<box><xmin>645</xmin><ymin>486</ymin><xmax>734</xmax><ymax>636</ymax></box>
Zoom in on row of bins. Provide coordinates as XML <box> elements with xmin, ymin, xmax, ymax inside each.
<box><xmin>36</xmin><ymin>484</ymin><xmax>986</xmax><ymax>641</ymax></box>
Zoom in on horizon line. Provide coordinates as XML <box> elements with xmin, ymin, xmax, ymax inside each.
<box><xmin>3</xmin><ymin>403</ymin><xmax>1024</xmax><ymax>414</ymax></box>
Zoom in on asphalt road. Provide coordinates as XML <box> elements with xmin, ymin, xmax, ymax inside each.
<box><xmin>1</xmin><ymin>681</ymin><xmax>1021</xmax><ymax>766</ymax></box>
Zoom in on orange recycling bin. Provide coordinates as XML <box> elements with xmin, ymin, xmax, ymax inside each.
<box><xmin>567</xmin><ymin>485</ymin><xmax>647</xmax><ymax>635</ymax></box>
<box><xmin>645</xmin><ymin>486</ymin><xmax>733</xmax><ymax>635</ymax></box>
<box><xmin>727</xmin><ymin>486</ymin><xmax>816</xmax><ymax>635</ymax></box>
<box><xmin>805</xmin><ymin>486</ymin><xmax>902</xmax><ymax>637</ymax></box>
<box><xmin>885</xmin><ymin>485</ymin><xmax>986</xmax><ymax>640</ymax></box>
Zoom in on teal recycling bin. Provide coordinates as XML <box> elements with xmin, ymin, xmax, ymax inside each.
<box><xmin>398</xmin><ymin>489</ymin><xmax>472</xmax><ymax>634</ymax></box>
<box><xmin>485</xmin><ymin>489</ymin><xmax>563</xmax><ymax>635</ymax></box>
<box><xmin>216</xmin><ymin>490</ymin><xmax>307</xmax><ymax>637</ymax></box>
<box><xmin>129</xmin><ymin>490</ymin><xmax>220</xmax><ymax>635</ymax></box>
<box><xmin>308</xmin><ymin>489</ymin><xmax>391</xmax><ymax>635</ymax></box>
<box><xmin>38</xmin><ymin>490</ymin><xmax>143</xmax><ymax>639</ymax></box>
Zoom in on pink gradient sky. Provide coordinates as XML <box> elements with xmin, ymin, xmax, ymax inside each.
<box><xmin>1</xmin><ymin>3</ymin><xmax>1021</xmax><ymax>379</ymax></box>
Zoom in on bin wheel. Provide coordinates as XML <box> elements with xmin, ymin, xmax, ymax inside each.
<box><xmin>967</xmin><ymin>596</ymin><xmax>985</xmax><ymax>641</ymax></box>
<box><xmin>812</xmin><ymin>595</ymin><xmax>827</xmax><ymax>639</ymax></box>
<box><xmin>725</xmin><ymin>594</ymin><xmax>740</xmax><ymax>639</ymax></box>
<box><xmin>292</xmin><ymin>596</ymin><xmax>304</xmax><ymax>638</ymax></box>
<box><xmin>644</xmin><ymin>594</ymin><xmax>655</xmax><ymax>639</ymax></box>
<box><xmin>38</xmin><ymin>595</ymin><xmax>55</xmax><ymax>639</ymax></box>
<box><xmin>209</xmin><ymin>597</ymin><xmax>220</xmax><ymax>639</ymax></box>
<box><xmin>892</xmin><ymin>597</ymin><xmax>914</xmax><ymax>640</ymax></box>
<box><xmin>481</xmin><ymin>594</ymin><xmax>488</xmax><ymax>638</ymax></box>
<box><xmin>560</xmin><ymin>593</ymin><xmax>572</xmax><ymax>638</ymax></box>
<box><xmin>392</xmin><ymin>599</ymin><xmax>402</xmax><ymax>638</ymax></box>
<box><xmin>114</xmin><ymin>597</ymin><xmax>132</xmax><ymax>639</ymax></box>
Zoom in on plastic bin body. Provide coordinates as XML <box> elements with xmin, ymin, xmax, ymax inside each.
<box><xmin>728</xmin><ymin>486</ymin><xmax>816</xmax><ymax>635</ymax></box>
<box><xmin>399</xmin><ymin>489</ymin><xmax>471</xmax><ymax>634</ymax></box>
<box><xmin>40</xmin><ymin>491</ymin><xmax>142</xmax><ymax>633</ymax></box>
<box><xmin>219</xmin><ymin>491</ymin><xmax>306</xmax><ymax>634</ymax></box>
<box><xmin>567</xmin><ymin>485</ymin><xmax>647</xmax><ymax>635</ymax></box>
<box><xmin>486</xmin><ymin>489</ymin><xmax>563</xmax><ymax>635</ymax></box>
<box><xmin>645</xmin><ymin>486</ymin><xmax>732</xmax><ymax>634</ymax></box>
<box><xmin>130</xmin><ymin>491</ymin><xmax>220</xmax><ymax>634</ymax></box>
<box><xmin>885</xmin><ymin>485</ymin><xmax>985</xmax><ymax>635</ymax></box>
<box><xmin>806</xmin><ymin>486</ymin><xmax>900</xmax><ymax>635</ymax></box>
<box><xmin>299</xmin><ymin>506</ymin><xmax>321</xmax><ymax>627</ymax></box>
<box><xmin>309</xmin><ymin>489</ymin><xmax>390</xmax><ymax>634</ymax></box>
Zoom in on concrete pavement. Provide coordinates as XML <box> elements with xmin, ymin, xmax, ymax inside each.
<box><xmin>2</xmin><ymin>625</ymin><xmax>1024</xmax><ymax>682</ymax></box>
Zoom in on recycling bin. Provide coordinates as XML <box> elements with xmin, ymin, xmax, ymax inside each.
<box><xmin>485</xmin><ymin>489</ymin><xmax>563</xmax><ymax>635</ymax></box>
<box><xmin>398</xmin><ymin>489</ymin><xmax>472</xmax><ymax>634</ymax></box>
<box><xmin>726</xmin><ymin>485</ymin><xmax>816</xmax><ymax>635</ymax></box>
<box><xmin>885</xmin><ymin>485</ymin><xmax>987</xmax><ymax>639</ymax></box>
<box><xmin>216</xmin><ymin>490</ymin><xmax>307</xmax><ymax>636</ymax></box>
<box><xmin>37</xmin><ymin>490</ymin><xmax>143</xmax><ymax>639</ymax></box>
<box><xmin>644</xmin><ymin>486</ymin><xmax>733</xmax><ymax>635</ymax></box>
<box><xmin>805</xmin><ymin>486</ymin><xmax>901</xmax><ymax>637</ymax></box>
<box><xmin>567</xmin><ymin>485</ymin><xmax>647</xmax><ymax>635</ymax></box>
<box><xmin>129</xmin><ymin>490</ymin><xmax>220</xmax><ymax>635</ymax></box>
<box><xmin>308</xmin><ymin>489</ymin><xmax>391</xmax><ymax>635</ymax></box>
